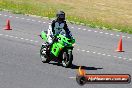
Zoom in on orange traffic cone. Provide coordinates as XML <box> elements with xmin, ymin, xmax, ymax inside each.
<box><xmin>116</xmin><ymin>36</ymin><xmax>124</xmax><ymax>52</ymax></box>
<box><xmin>4</xmin><ymin>19</ymin><xmax>12</xmax><ymax>30</ymax></box>
<box><xmin>78</xmin><ymin>66</ymin><xmax>86</xmax><ymax>76</ymax></box>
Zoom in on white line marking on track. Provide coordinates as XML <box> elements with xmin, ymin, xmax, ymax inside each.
<box><xmin>43</xmin><ymin>22</ymin><xmax>46</xmax><ymax>24</ymax></box>
<box><xmin>93</xmin><ymin>52</ymin><xmax>96</xmax><ymax>54</ymax></box>
<box><xmin>32</xmin><ymin>20</ymin><xmax>35</xmax><ymax>22</ymax></box>
<box><xmin>97</xmin><ymin>53</ymin><xmax>101</xmax><ymax>55</ymax></box>
<box><xmin>129</xmin><ymin>59</ymin><xmax>132</xmax><ymax>61</ymax></box>
<box><xmin>94</xmin><ymin>31</ymin><xmax>98</xmax><ymax>33</ymax></box>
<box><xmin>99</xmin><ymin>32</ymin><xmax>103</xmax><ymax>33</ymax></box>
<box><xmin>1</xmin><ymin>33</ymin><xmax>39</xmax><ymax>44</ymax></box>
<box><xmin>0</xmin><ymin>34</ymin><xmax>3</xmax><ymax>36</ymax></box>
<box><xmin>82</xmin><ymin>50</ymin><xmax>85</xmax><ymax>52</ymax></box>
<box><xmin>86</xmin><ymin>50</ymin><xmax>90</xmax><ymax>52</ymax></box>
<box><xmin>4</xmin><ymin>15</ymin><xmax>7</xmax><ymax>16</ymax></box>
<box><xmin>127</xmin><ymin>37</ymin><xmax>131</xmax><ymax>39</ymax></box>
<box><xmin>102</xmin><ymin>53</ymin><xmax>106</xmax><ymax>56</ymax></box>
<box><xmin>0</xmin><ymin>14</ymin><xmax>2</xmax><ymax>15</ymax></box>
<box><xmin>78</xmin><ymin>28</ymin><xmax>81</xmax><ymax>30</ymax></box>
<box><xmin>69</xmin><ymin>77</ymin><xmax>76</xmax><ymax>79</ymax></box>
<box><xmin>107</xmin><ymin>55</ymin><xmax>111</xmax><ymax>57</ymax></box>
<box><xmin>27</xmin><ymin>19</ymin><xmax>30</xmax><ymax>21</ymax></box>
<box><xmin>77</xmin><ymin>48</ymin><xmax>131</xmax><ymax>62</ymax></box>
<box><xmin>21</xmin><ymin>18</ymin><xmax>25</xmax><ymax>19</ymax></box>
<box><xmin>105</xmin><ymin>33</ymin><xmax>109</xmax><ymax>35</ymax></box>
<box><xmin>16</xmin><ymin>17</ymin><xmax>19</xmax><ymax>18</ymax></box>
<box><xmin>25</xmin><ymin>39</ymin><xmax>29</xmax><ymax>41</ymax></box>
<box><xmin>83</xmin><ymin>29</ymin><xmax>86</xmax><ymax>31</ymax></box>
<box><xmin>88</xmin><ymin>30</ymin><xmax>92</xmax><ymax>32</ymax></box>
<box><xmin>9</xmin><ymin>36</ymin><xmax>13</xmax><ymax>38</ymax></box>
<box><xmin>110</xmin><ymin>34</ymin><xmax>114</xmax><ymax>36</ymax></box>
<box><xmin>116</xmin><ymin>35</ymin><xmax>120</xmax><ymax>37</ymax></box>
<box><xmin>77</xmin><ymin>49</ymin><xmax>80</xmax><ymax>51</ymax></box>
<box><xmin>118</xmin><ymin>57</ymin><xmax>122</xmax><ymax>59</ymax></box>
<box><xmin>122</xmin><ymin>36</ymin><xmax>126</xmax><ymax>38</ymax></box>
<box><xmin>5</xmin><ymin>35</ymin><xmax>9</xmax><ymax>37</ymax></box>
<box><xmin>9</xmin><ymin>16</ymin><xmax>12</xmax><ymax>18</ymax></box>
<box><xmin>71</xmin><ymin>27</ymin><xmax>74</xmax><ymax>29</ymax></box>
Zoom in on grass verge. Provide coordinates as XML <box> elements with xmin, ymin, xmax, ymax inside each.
<box><xmin>0</xmin><ymin>0</ymin><xmax>132</xmax><ymax>34</ymax></box>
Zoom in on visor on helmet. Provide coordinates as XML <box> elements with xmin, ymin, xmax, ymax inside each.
<box><xmin>59</xmin><ymin>14</ymin><xmax>65</xmax><ymax>19</ymax></box>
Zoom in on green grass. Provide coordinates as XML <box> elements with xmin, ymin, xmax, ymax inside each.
<box><xmin>0</xmin><ymin>0</ymin><xmax>132</xmax><ymax>34</ymax></box>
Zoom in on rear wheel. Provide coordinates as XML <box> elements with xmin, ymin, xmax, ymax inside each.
<box><xmin>40</xmin><ymin>45</ymin><xmax>50</xmax><ymax>63</ymax></box>
<box><xmin>62</xmin><ymin>50</ymin><xmax>73</xmax><ymax>68</ymax></box>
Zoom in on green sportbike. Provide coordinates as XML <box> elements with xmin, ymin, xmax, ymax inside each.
<box><xmin>40</xmin><ymin>31</ymin><xmax>75</xmax><ymax>68</ymax></box>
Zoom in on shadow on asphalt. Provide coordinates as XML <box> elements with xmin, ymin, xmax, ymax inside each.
<box><xmin>49</xmin><ymin>62</ymin><xmax>62</xmax><ymax>66</ymax></box>
<box><xmin>71</xmin><ymin>64</ymin><xmax>103</xmax><ymax>70</ymax></box>
<box><xmin>48</xmin><ymin>62</ymin><xmax>103</xmax><ymax>71</ymax></box>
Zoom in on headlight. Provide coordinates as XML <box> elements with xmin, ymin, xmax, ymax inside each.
<box><xmin>72</xmin><ymin>43</ymin><xmax>76</xmax><ymax>46</ymax></box>
<box><xmin>64</xmin><ymin>42</ymin><xmax>68</xmax><ymax>46</ymax></box>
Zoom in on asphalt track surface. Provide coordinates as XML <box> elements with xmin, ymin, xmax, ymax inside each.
<box><xmin>0</xmin><ymin>11</ymin><xmax>132</xmax><ymax>88</ymax></box>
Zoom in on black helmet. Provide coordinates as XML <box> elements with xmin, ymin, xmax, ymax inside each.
<box><xmin>56</xmin><ymin>11</ymin><xmax>65</xmax><ymax>21</ymax></box>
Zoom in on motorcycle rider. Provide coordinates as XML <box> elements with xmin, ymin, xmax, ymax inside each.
<box><xmin>47</xmin><ymin>11</ymin><xmax>72</xmax><ymax>47</ymax></box>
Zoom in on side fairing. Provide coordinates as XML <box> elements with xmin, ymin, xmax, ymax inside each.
<box><xmin>51</xmin><ymin>42</ymin><xmax>64</xmax><ymax>57</ymax></box>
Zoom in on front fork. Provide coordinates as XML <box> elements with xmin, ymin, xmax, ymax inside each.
<box><xmin>41</xmin><ymin>43</ymin><xmax>50</xmax><ymax>56</ymax></box>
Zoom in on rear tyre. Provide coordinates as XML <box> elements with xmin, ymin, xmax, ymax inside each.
<box><xmin>40</xmin><ymin>45</ymin><xmax>50</xmax><ymax>63</ymax></box>
<box><xmin>62</xmin><ymin>50</ymin><xmax>73</xmax><ymax>68</ymax></box>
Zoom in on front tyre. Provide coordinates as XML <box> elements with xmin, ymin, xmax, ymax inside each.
<box><xmin>62</xmin><ymin>50</ymin><xmax>73</xmax><ymax>68</ymax></box>
<box><xmin>40</xmin><ymin>45</ymin><xmax>50</xmax><ymax>63</ymax></box>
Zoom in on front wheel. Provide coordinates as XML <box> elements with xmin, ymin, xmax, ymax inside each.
<box><xmin>62</xmin><ymin>50</ymin><xmax>73</xmax><ymax>68</ymax></box>
<box><xmin>40</xmin><ymin>45</ymin><xmax>50</xmax><ymax>63</ymax></box>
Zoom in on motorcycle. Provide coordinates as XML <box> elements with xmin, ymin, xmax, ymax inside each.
<box><xmin>40</xmin><ymin>31</ymin><xmax>75</xmax><ymax>68</ymax></box>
